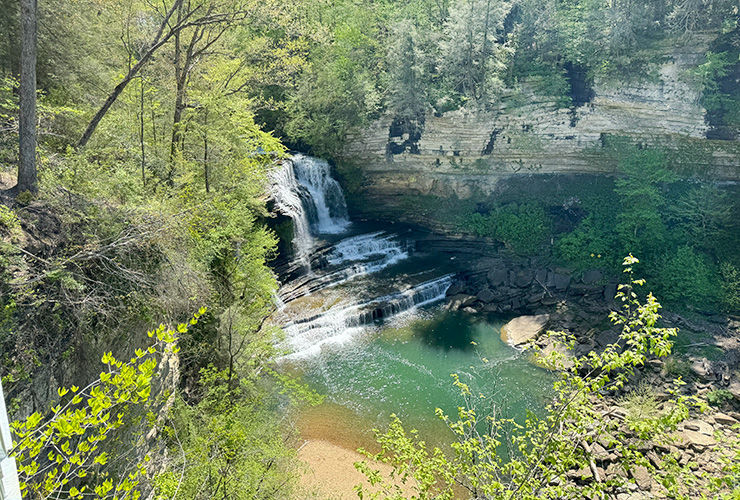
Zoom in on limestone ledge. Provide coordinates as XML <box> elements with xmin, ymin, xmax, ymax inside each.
<box><xmin>344</xmin><ymin>41</ymin><xmax>740</xmax><ymax>201</ymax></box>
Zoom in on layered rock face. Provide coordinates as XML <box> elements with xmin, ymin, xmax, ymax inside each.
<box><xmin>343</xmin><ymin>38</ymin><xmax>739</xmax><ymax>216</ymax></box>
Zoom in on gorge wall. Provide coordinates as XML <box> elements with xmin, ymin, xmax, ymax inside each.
<box><xmin>341</xmin><ymin>36</ymin><xmax>739</xmax><ymax>224</ymax></box>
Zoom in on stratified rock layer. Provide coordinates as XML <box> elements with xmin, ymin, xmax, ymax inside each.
<box><xmin>343</xmin><ymin>37</ymin><xmax>739</xmax><ymax>221</ymax></box>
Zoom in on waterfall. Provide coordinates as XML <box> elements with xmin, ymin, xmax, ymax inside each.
<box><xmin>269</xmin><ymin>154</ymin><xmax>351</xmax><ymax>262</ymax></box>
<box><xmin>277</xmin><ymin>232</ymin><xmax>412</xmax><ymax>303</ymax></box>
<box><xmin>269</xmin><ymin>161</ymin><xmax>315</xmax><ymax>262</ymax></box>
<box><xmin>292</xmin><ymin>154</ymin><xmax>350</xmax><ymax>234</ymax></box>
<box><xmin>279</xmin><ymin>274</ymin><xmax>453</xmax><ymax>360</ymax></box>
<box><xmin>326</xmin><ymin>231</ymin><xmax>409</xmax><ymax>266</ymax></box>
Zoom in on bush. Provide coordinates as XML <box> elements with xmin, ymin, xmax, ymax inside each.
<box><xmin>720</xmin><ymin>262</ymin><xmax>740</xmax><ymax>315</ymax></box>
<box><xmin>706</xmin><ymin>389</ymin><xmax>734</xmax><ymax>408</ymax></box>
<box><xmin>662</xmin><ymin>357</ymin><xmax>692</xmax><ymax>379</ymax></box>
<box><xmin>460</xmin><ymin>202</ymin><xmax>550</xmax><ymax>255</ymax></box>
<box><xmin>655</xmin><ymin>245</ymin><xmax>721</xmax><ymax>311</ymax></box>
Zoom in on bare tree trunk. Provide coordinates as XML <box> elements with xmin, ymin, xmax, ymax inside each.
<box><xmin>17</xmin><ymin>0</ymin><xmax>37</xmax><ymax>194</ymax></box>
<box><xmin>77</xmin><ymin>0</ymin><xmax>183</xmax><ymax>149</ymax></box>
<box><xmin>203</xmin><ymin>108</ymin><xmax>210</xmax><ymax>193</ymax></box>
<box><xmin>139</xmin><ymin>74</ymin><xmax>146</xmax><ymax>186</ymax></box>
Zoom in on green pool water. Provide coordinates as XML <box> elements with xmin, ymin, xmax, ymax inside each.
<box><xmin>288</xmin><ymin>307</ymin><xmax>554</xmax><ymax>449</ymax></box>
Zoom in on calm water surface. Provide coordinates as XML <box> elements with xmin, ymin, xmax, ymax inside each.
<box><xmin>288</xmin><ymin>307</ymin><xmax>554</xmax><ymax>451</ymax></box>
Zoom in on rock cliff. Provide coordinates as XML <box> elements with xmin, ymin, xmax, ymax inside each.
<box><xmin>342</xmin><ymin>37</ymin><xmax>739</xmax><ymax>220</ymax></box>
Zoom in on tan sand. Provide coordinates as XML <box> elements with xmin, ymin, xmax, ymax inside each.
<box><xmin>297</xmin><ymin>439</ymin><xmax>417</xmax><ymax>500</ymax></box>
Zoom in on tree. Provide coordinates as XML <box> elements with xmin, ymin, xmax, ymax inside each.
<box><xmin>10</xmin><ymin>315</ymin><xmax>198</xmax><ymax>499</ymax></box>
<box><xmin>439</xmin><ymin>0</ymin><xmax>512</xmax><ymax>101</ymax></box>
<box><xmin>76</xmin><ymin>0</ymin><xmax>249</xmax><ymax>150</ymax></box>
<box><xmin>355</xmin><ymin>256</ymin><xmax>738</xmax><ymax>499</ymax></box>
<box><xmin>16</xmin><ymin>0</ymin><xmax>37</xmax><ymax>194</ymax></box>
<box><xmin>613</xmin><ymin>145</ymin><xmax>676</xmax><ymax>257</ymax></box>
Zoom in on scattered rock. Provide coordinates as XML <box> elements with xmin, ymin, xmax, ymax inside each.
<box><xmin>476</xmin><ymin>288</ymin><xmax>496</xmax><ymax>303</ymax></box>
<box><xmin>682</xmin><ymin>419</ymin><xmax>713</xmax><ymax>436</ymax></box>
<box><xmin>500</xmin><ymin>314</ymin><xmax>550</xmax><ymax>347</ymax></box>
<box><xmin>445</xmin><ymin>282</ymin><xmax>465</xmax><ymax>296</ymax></box>
<box><xmin>547</xmin><ymin>272</ymin><xmax>571</xmax><ymax>291</ymax></box>
<box><xmin>631</xmin><ymin>465</ymin><xmax>652</xmax><ymax>490</ymax></box>
<box><xmin>690</xmin><ymin>358</ymin><xmax>714</xmax><ymax>380</ymax></box>
<box><xmin>487</xmin><ymin>268</ymin><xmax>508</xmax><ymax>286</ymax></box>
<box><xmin>672</xmin><ymin>429</ymin><xmax>717</xmax><ymax>450</ymax></box>
<box><xmin>713</xmin><ymin>412</ymin><xmax>738</xmax><ymax>426</ymax></box>
<box><xmin>447</xmin><ymin>294</ymin><xmax>475</xmax><ymax>311</ymax></box>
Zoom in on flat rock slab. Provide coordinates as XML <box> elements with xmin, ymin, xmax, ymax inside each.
<box><xmin>671</xmin><ymin>429</ymin><xmax>717</xmax><ymax>449</ymax></box>
<box><xmin>501</xmin><ymin>314</ymin><xmax>550</xmax><ymax>347</ymax></box>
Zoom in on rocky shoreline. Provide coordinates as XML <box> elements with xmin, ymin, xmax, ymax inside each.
<box><xmin>442</xmin><ymin>256</ymin><xmax>740</xmax><ymax>498</ymax></box>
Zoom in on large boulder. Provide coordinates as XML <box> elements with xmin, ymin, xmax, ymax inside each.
<box><xmin>501</xmin><ymin>314</ymin><xmax>550</xmax><ymax>347</ymax></box>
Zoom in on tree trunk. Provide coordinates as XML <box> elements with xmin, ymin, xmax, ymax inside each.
<box><xmin>203</xmin><ymin>108</ymin><xmax>209</xmax><ymax>193</ymax></box>
<box><xmin>76</xmin><ymin>0</ymin><xmax>183</xmax><ymax>149</ymax></box>
<box><xmin>17</xmin><ymin>0</ymin><xmax>37</xmax><ymax>194</ymax></box>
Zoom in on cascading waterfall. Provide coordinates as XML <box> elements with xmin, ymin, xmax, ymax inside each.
<box><xmin>326</xmin><ymin>231</ymin><xmax>410</xmax><ymax>266</ymax></box>
<box><xmin>269</xmin><ymin>154</ymin><xmax>351</xmax><ymax>262</ymax></box>
<box><xmin>276</xmin><ymin>232</ymin><xmax>412</xmax><ymax>303</ymax></box>
<box><xmin>292</xmin><ymin>154</ymin><xmax>350</xmax><ymax>235</ymax></box>
<box><xmin>271</xmin><ymin>153</ymin><xmax>454</xmax><ymax>360</ymax></box>
<box><xmin>279</xmin><ymin>274</ymin><xmax>453</xmax><ymax>360</ymax></box>
<box><xmin>269</xmin><ymin>161</ymin><xmax>315</xmax><ymax>262</ymax></box>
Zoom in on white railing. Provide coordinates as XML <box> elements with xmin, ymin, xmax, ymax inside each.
<box><xmin>0</xmin><ymin>381</ymin><xmax>21</xmax><ymax>499</ymax></box>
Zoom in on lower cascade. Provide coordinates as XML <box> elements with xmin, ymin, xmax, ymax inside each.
<box><xmin>278</xmin><ymin>274</ymin><xmax>454</xmax><ymax>359</ymax></box>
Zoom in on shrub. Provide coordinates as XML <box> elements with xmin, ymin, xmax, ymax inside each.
<box><xmin>662</xmin><ymin>357</ymin><xmax>692</xmax><ymax>378</ymax></box>
<box><xmin>460</xmin><ymin>202</ymin><xmax>551</xmax><ymax>255</ymax></box>
<box><xmin>655</xmin><ymin>245</ymin><xmax>721</xmax><ymax>311</ymax></box>
<box><xmin>706</xmin><ymin>389</ymin><xmax>734</xmax><ymax>408</ymax></box>
<box><xmin>720</xmin><ymin>262</ymin><xmax>740</xmax><ymax>315</ymax></box>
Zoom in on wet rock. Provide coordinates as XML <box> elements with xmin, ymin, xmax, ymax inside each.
<box><xmin>447</xmin><ymin>294</ymin><xmax>476</xmax><ymax>311</ymax></box>
<box><xmin>512</xmin><ymin>269</ymin><xmax>534</xmax><ymax>288</ymax></box>
<box><xmin>582</xmin><ymin>269</ymin><xmax>603</xmax><ymax>284</ymax></box>
<box><xmin>534</xmin><ymin>268</ymin><xmax>548</xmax><ymax>285</ymax></box>
<box><xmin>446</xmin><ymin>282</ymin><xmax>465</xmax><ymax>296</ymax></box>
<box><xmin>476</xmin><ymin>288</ymin><xmax>496</xmax><ymax>303</ymax></box>
<box><xmin>527</xmin><ymin>291</ymin><xmax>546</xmax><ymax>304</ymax></box>
<box><xmin>570</xmin><ymin>284</ymin><xmax>603</xmax><ymax>295</ymax></box>
<box><xmin>604</xmin><ymin>283</ymin><xmax>618</xmax><ymax>302</ymax></box>
<box><xmin>547</xmin><ymin>272</ymin><xmax>571</xmax><ymax>291</ymax></box>
<box><xmin>500</xmin><ymin>314</ymin><xmax>550</xmax><ymax>347</ymax></box>
<box><xmin>487</xmin><ymin>268</ymin><xmax>508</xmax><ymax>286</ymax></box>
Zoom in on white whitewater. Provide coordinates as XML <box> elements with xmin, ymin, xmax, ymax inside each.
<box><xmin>269</xmin><ymin>154</ymin><xmax>351</xmax><ymax>263</ymax></box>
<box><xmin>269</xmin><ymin>161</ymin><xmax>315</xmax><ymax>264</ymax></box>
<box><xmin>292</xmin><ymin>154</ymin><xmax>350</xmax><ymax>235</ymax></box>
<box><xmin>279</xmin><ymin>275</ymin><xmax>453</xmax><ymax>360</ymax></box>
<box><xmin>276</xmin><ymin>232</ymin><xmax>412</xmax><ymax>304</ymax></box>
<box><xmin>326</xmin><ymin>231</ymin><xmax>409</xmax><ymax>266</ymax></box>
